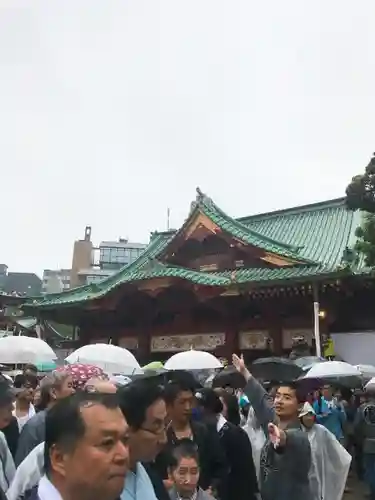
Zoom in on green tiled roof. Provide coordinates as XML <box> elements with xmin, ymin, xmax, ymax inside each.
<box><xmin>23</xmin><ymin>195</ymin><xmax>365</xmax><ymax>310</ymax></box>
<box><xmin>238</xmin><ymin>197</ymin><xmax>361</xmax><ymax>269</ymax></box>
<box><xmin>174</xmin><ymin>189</ymin><xmax>312</xmax><ymax>263</ymax></box>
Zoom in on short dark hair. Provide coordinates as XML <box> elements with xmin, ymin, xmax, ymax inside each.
<box><xmin>14</xmin><ymin>373</ymin><xmax>38</xmax><ymax>390</ymax></box>
<box><xmin>195</xmin><ymin>388</ymin><xmax>223</xmax><ymax>414</ymax></box>
<box><xmin>0</xmin><ymin>375</ymin><xmax>14</xmax><ymax>408</ymax></box>
<box><xmin>277</xmin><ymin>382</ymin><xmax>306</xmax><ymax>404</ymax></box>
<box><xmin>216</xmin><ymin>390</ymin><xmax>240</xmax><ymax>426</ymax></box>
<box><xmin>170</xmin><ymin>439</ymin><xmax>200</xmax><ymax>469</ymax></box>
<box><xmin>118</xmin><ymin>380</ymin><xmax>164</xmax><ymax>430</ymax></box>
<box><xmin>164</xmin><ymin>378</ymin><xmax>196</xmax><ymax>406</ymax></box>
<box><xmin>23</xmin><ymin>364</ymin><xmax>38</xmax><ymax>374</ymax></box>
<box><xmin>44</xmin><ymin>391</ymin><xmax>120</xmax><ymax>475</ymax></box>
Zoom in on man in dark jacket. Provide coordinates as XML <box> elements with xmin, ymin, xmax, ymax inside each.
<box><xmin>232</xmin><ymin>354</ymin><xmax>312</xmax><ymax>500</ymax></box>
<box><xmin>155</xmin><ymin>377</ymin><xmax>227</xmax><ymax>494</ymax></box>
<box><xmin>196</xmin><ymin>388</ymin><xmax>258</xmax><ymax>500</ymax></box>
<box><xmin>354</xmin><ymin>383</ymin><xmax>375</xmax><ymax>499</ymax></box>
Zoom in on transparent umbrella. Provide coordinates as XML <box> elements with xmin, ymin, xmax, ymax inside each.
<box><xmin>165</xmin><ymin>350</ymin><xmax>223</xmax><ymax>370</ymax></box>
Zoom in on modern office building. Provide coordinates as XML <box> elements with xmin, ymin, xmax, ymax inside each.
<box><xmin>70</xmin><ymin>227</ymin><xmax>147</xmax><ymax>287</ymax></box>
<box><xmin>42</xmin><ymin>269</ymin><xmax>71</xmax><ymax>294</ymax></box>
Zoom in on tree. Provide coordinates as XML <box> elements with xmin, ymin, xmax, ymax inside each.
<box><xmin>346</xmin><ymin>154</ymin><xmax>375</xmax><ymax>266</ymax></box>
<box><xmin>354</xmin><ymin>214</ymin><xmax>375</xmax><ymax>267</ymax></box>
<box><xmin>346</xmin><ymin>153</ymin><xmax>375</xmax><ymax>212</ymax></box>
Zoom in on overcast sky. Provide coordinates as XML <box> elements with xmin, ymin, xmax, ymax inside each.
<box><xmin>1</xmin><ymin>1</ymin><xmax>375</xmax><ymax>276</ymax></box>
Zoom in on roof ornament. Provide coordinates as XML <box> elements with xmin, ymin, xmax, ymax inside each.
<box><xmin>196</xmin><ymin>187</ymin><xmax>214</xmax><ymax>207</ymax></box>
<box><xmin>142</xmin><ymin>258</ymin><xmax>165</xmax><ymax>272</ymax></box>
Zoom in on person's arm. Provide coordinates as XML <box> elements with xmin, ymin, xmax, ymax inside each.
<box><xmin>337</xmin><ymin>404</ymin><xmax>347</xmax><ymax>426</ymax></box>
<box><xmin>0</xmin><ymin>432</ymin><xmax>15</xmax><ymax>491</ymax></box>
<box><xmin>14</xmin><ymin>420</ymin><xmax>39</xmax><ymax>467</ymax></box>
<box><xmin>232</xmin><ymin>354</ymin><xmax>275</xmax><ymax>430</ymax></box>
<box><xmin>353</xmin><ymin>406</ymin><xmax>364</xmax><ymax>443</ymax></box>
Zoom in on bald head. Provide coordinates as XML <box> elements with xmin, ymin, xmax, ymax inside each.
<box><xmin>84</xmin><ymin>378</ymin><xmax>117</xmax><ymax>394</ymax></box>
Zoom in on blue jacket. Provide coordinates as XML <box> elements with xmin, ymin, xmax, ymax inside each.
<box><xmin>313</xmin><ymin>398</ymin><xmax>346</xmax><ymax>440</ymax></box>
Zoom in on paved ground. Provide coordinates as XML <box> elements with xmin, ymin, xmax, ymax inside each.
<box><xmin>344</xmin><ymin>472</ymin><xmax>367</xmax><ymax>499</ymax></box>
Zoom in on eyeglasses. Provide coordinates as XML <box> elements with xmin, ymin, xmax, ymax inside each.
<box><xmin>140</xmin><ymin>424</ymin><xmax>168</xmax><ymax>436</ymax></box>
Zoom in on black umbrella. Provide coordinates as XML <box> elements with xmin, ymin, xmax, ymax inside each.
<box><xmin>251</xmin><ymin>357</ymin><xmax>303</xmax><ymax>382</ymax></box>
<box><xmin>130</xmin><ymin>369</ymin><xmax>202</xmax><ymax>389</ymax></box>
<box><xmin>294</xmin><ymin>356</ymin><xmax>325</xmax><ymax>372</ymax></box>
<box><xmin>212</xmin><ymin>366</ymin><xmax>247</xmax><ymax>389</ymax></box>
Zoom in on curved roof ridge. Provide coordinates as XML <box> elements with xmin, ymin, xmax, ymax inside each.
<box><xmin>238</xmin><ymin>197</ymin><xmax>346</xmax><ymax>223</ymax></box>
<box><xmin>196</xmin><ymin>189</ymin><xmax>315</xmax><ymax>263</ymax></box>
<box><xmin>199</xmin><ymin>192</ymin><xmax>297</xmax><ymax>251</ymax></box>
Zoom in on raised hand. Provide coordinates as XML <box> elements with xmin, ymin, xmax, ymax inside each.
<box><xmin>232</xmin><ymin>353</ymin><xmax>251</xmax><ymax>380</ymax></box>
<box><xmin>268</xmin><ymin>422</ymin><xmax>286</xmax><ymax>448</ymax></box>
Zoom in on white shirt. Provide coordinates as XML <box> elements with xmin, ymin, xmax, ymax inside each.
<box><xmin>7</xmin><ymin>442</ymin><xmax>44</xmax><ymax>500</ymax></box>
<box><xmin>13</xmin><ymin>404</ymin><xmax>35</xmax><ymax>431</ymax></box>
<box><xmin>38</xmin><ymin>475</ymin><xmax>63</xmax><ymax>500</ymax></box>
<box><xmin>217</xmin><ymin>414</ymin><xmax>227</xmax><ymax>432</ymax></box>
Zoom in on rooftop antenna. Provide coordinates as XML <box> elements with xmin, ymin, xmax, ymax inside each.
<box><xmin>167</xmin><ymin>208</ymin><xmax>171</xmax><ymax>231</ymax></box>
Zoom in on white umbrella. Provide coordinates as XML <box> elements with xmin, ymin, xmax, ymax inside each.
<box><xmin>164</xmin><ymin>350</ymin><xmax>223</xmax><ymax>370</ymax></box>
<box><xmin>365</xmin><ymin>377</ymin><xmax>375</xmax><ymax>391</ymax></box>
<box><xmin>0</xmin><ymin>336</ymin><xmax>56</xmax><ymax>364</ymax></box>
<box><xmin>303</xmin><ymin>360</ymin><xmax>362</xmax><ymax>388</ymax></box>
<box><xmin>65</xmin><ymin>344</ymin><xmax>142</xmax><ymax>375</ymax></box>
<box><xmin>355</xmin><ymin>364</ymin><xmax>375</xmax><ymax>380</ymax></box>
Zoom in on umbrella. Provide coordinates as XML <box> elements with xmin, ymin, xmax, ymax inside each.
<box><xmin>251</xmin><ymin>357</ymin><xmax>303</xmax><ymax>382</ymax></box>
<box><xmin>164</xmin><ymin>350</ymin><xmax>223</xmax><ymax>371</ymax></box>
<box><xmin>57</xmin><ymin>363</ymin><xmax>104</xmax><ymax>390</ymax></box>
<box><xmin>354</xmin><ymin>365</ymin><xmax>375</xmax><ymax>381</ymax></box>
<box><xmin>212</xmin><ymin>366</ymin><xmax>246</xmax><ymax>389</ymax></box>
<box><xmin>109</xmin><ymin>375</ymin><xmax>132</xmax><ymax>387</ymax></box>
<box><xmin>142</xmin><ymin>361</ymin><xmax>164</xmax><ymax>371</ymax></box>
<box><xmin>35</xmin><ymin>360</ymin><xmax>57</xmax><ymax>372</ymax></box>
<box><xmin>65</xmin><ymin>344</ymin><xmax>142</xmax><ymax>375</ymax></box>
<box><xmin>294</xmin><ymin>356</ymin><xmax>326</xmax><ymax>371</ymax></box>
<box><xmin>365</xmin><ymin>377</ymin><xmax>375</xmax><ymax>391</ymax></box>
<box><xmin>0</xmin><ymin>336</ymin><xmax>56</xmax><ymax>364</ymax></box>
<box><xmin>302</xmin><ymin>361</ymin><xmax>362</xmax><ymax>389</ymax></box>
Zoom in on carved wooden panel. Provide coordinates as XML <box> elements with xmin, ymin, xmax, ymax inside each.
<box><xmin>282</xmin><ymin>328</ymin><xmax>313</xmax><ymax>349</ymax></box>
<box><xmin>118</xmin><ymin>337</ymin><xmax>139</xmax><ymax>350</ymax></box>
<box><xmin>239</xmin><ymin>330</ymin><xmax>269</xmax><ymax>350</ymax></box>
<box><xmin>151</xmin><ymin>333</ymin><xmax>225</xmax><ymax>352</ymax></box>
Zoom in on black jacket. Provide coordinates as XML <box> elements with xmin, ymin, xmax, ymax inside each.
<box><xmin>217</xmin><ymin>421</ymin><xmax>258</xmax><ymax>500</ymax></box>
<box><xmin>143</xmin><ymin>462</ymin><xmax>170</xmax><ymax>500</ymax></box>
<box><xmin>15</xmin><ymin>411</ymin><xmax>46</xmax><ymax>466</ymax></box>
<box><xmin>2</xmin><ymin>417</ymin><xmax>19</xmax><ymax>460</ymax></box>
<box><xmin>155</xmin><ymin>420</ymin><xmax>228</xmax><ymax>491</ymax></box>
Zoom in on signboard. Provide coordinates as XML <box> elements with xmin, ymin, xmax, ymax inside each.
<box><xmin>239</xmin><ymin>330</ymin><xmax>269</xmax><ymax>350</ymax></box>
<box><xmin>282</xmin><ymin>328</ymin><xmax>313</xmax><ymax>349</ymax></box>
<box><xmin>151</xmin><ymin>333</ymin><xmax>225</xmax><ymax>352</ymax></box>
<box><xmin>118</xmin><ymin>337</ymin><xmax>139</xmax><ymax>350</ymax></box>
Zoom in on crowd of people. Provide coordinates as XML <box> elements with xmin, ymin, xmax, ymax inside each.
<box><xmin>0</xmin><ymin>355</ymin><xmax>373</xmax><ymax>500</ymax></box>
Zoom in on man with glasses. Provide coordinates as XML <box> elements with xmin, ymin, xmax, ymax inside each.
<box><xmin>118</xmin><ymin>380</ymin><xmax>169</xmax><ymax>500</ymax></box>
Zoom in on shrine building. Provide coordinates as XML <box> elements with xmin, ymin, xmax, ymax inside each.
<box><xmin>21</xmin><ymin>189</ymin><xmax>375</xmax><ymax>363</ymax></box>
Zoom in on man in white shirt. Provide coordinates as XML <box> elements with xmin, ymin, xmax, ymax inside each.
<box><xmin>13</xmin><ymin>374</ymin><xmax>36</xmax><ymax>432</ymax></box>
<box><xmin>38</xmin><ymin>391</ymin><xmax>129</xmax><ymax>500</ymax></box>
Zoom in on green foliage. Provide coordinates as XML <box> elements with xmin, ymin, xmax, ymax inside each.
<box><xmin>346</xmin><ymin>154</ymin><xmax>375</xmax><ymax>212</ymax></box>
<box><xmin>354</xmin><ymin>214</ymin><xmax>375</xmax><ymax>267</ymax></box>
<box><xmin>346</xmin><ymin>154</ymin><xmax>375</xmax><ymax>267</ymax></box>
